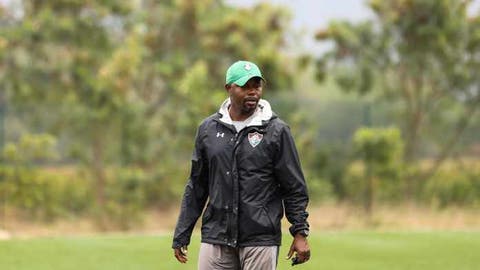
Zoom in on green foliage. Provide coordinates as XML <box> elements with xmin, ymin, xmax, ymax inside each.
<box><xmin>0</xmin><ymin>166</ymin><xmax>92</xmax><ymax>221</ymax></box>
<box><xmin>1</xmin><ymin>0</ymin><xmax>479</xmax><ymax>227</ymax></box>
<box><xmin>353</xmin><ymin>127</ymin><xmax>403</xmax><ymax>169</ymax></box>
<box><xmin>104</xmin><ymin>168</ymin><xmax>147</xmax><ymax>230</ymax></box>
<box><xmin>342</xmin><ymin>162</ymin><xmax>405</xmax><ymax>205</ymax></box>
<box><xmin>2</xmin><ymin>133</ymin><xmax>57</xmax><ymax>164</ymax></box>
<box><xmin>422</xmin><ymin>165</ymin><xmax>480</xmax><ymax>208</ymax></box>
<box><xmin>307</xmin><ymin>143</ymin><xmax>352</xmax><ymax>202</ymax></box>
<box><xmin>305</xmin><ymin>175</ymin><xmax>334</xmax><ymax>203</ymax></box>
<box><xmin>1</xmin><ymin>0</ymin><xmax>295</xmax><ymax>220</ymax></box>
<box><xmin>352</xmin><ymin>127</ymin><xmax>404</xmax><ymax>213</ymax></box>
<box><xmin>317</xmin><ymin>0</ymin><xmax>480</xmax><ymax>169</ymax></box>
<box><xmin>0</xmin><ymin>133</ymin><xmax>92</xmax><ymax>221</ymax></box>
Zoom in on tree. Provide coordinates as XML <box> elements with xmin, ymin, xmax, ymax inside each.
<box><xmin>353</xmin><ymin>127</ymin><xmax>403</xmax><ymax>216</ymax></box>
<box><xmin>316</xmin><ymin>0</ymin><xmax>480</xmax><ymax>196</ymax></box>
<box><xmin>0</xmin><ymin>0</ymin><xmax>295</xmax><ymax>219</ymax></box>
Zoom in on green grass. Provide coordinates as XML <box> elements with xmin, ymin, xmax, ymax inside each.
<box><xmin>0</xmin><ymin>231</ymin><xmax>479</xmax><ymax>270</ymax></box>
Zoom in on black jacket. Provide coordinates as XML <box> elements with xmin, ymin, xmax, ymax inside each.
<box><xmin>172</xmin><ymin>103</ymin><xmax>309</xmax><ymax>248</ymax></box>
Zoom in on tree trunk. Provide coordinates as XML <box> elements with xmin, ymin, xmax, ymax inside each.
<box><xmin>403</xmin><ymin>105</ymin><xmax>423</xmax><ymax>200</ymax></box>
<box><xmin>0</xmin><ymin>90</ymin><xmax>5</xmax><ymax>157</ymax></box>
<box><xmin>421</xmin><ymin>98</ymin><xmax>480</xmax><ymax>181</ymax></box>
<box><xmin>364</xmin><ymin>163</ymin><xmax>374</xmax><ymax>218</ymax></box>
<box><xmin>404</xmin><ymin>109</ymin><xmax>422</xmax><ymax>162</ymax></box>
<box><xmin>0</xmin><ymin>91</ymin><xmax>5</xmax><ymax>229</ymax></box>
<box><xmin>92</xmin><ymin>127</ymin><xmax>107</xmax><ymax>228</ymax></box>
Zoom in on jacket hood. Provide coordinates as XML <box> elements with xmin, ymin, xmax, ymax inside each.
<box><xmin>218</xmin><ymin>98</ymin><xmax>274</xmax><ymax>127</ymax></box>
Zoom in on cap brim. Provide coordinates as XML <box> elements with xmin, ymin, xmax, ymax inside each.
<box><xmin>233</xmin><ymin>74</ymin><xmax>265</xmax><ymax>87</ymax></box>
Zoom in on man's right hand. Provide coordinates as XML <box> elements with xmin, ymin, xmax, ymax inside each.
<box><xmin>286</xmin><ymin>234</ymin><xmax>310</xmax><ymax>265</ymax></box>
<box><xmin>174</xmin><ymin>246</ymin><xmax>188</xmax><ymax>263</ymax></box>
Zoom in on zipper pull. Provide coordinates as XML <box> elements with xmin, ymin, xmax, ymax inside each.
<box><xmin>234</xmin><ymin>133</ymin><xmax>240</xmax><ymax>145</ymax></box>
<box><xmin>231</xmin><ymin>133</ymin><xmax>238</xmax><ymax>143</ymax></box>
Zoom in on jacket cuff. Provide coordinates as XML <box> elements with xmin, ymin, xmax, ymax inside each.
<box><xmin>172</xmin><ymin>238</ymin><xmax>190</xmax><ymax>249</ymax></box>
<box><xmin>172</xmin><ymin>243</ymin><xmax>183</xmax><ymax>249</ymax></box>
<box><xmin>289</xmin><ymin>223</ymin><xmax>310</xmax><ymax>237</ymax></box>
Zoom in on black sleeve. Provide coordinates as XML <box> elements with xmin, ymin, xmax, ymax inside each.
<box><xmin>172</xmin><ymin>124</ymin><xmax>209</xmax><ymax>248</ymax></box>
<box><xmin>273</xmin><ymin>125</ymin><xmax>310</xmax><ymax>236</ymax></box>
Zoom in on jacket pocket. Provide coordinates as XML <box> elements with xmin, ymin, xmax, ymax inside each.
<box><xmin>202</xmin><ymin>205</ymin><xmax>213</xmax><ymax>224</ymax></box>
<box><xmin>261</xmin><ymin>206</ymin><xmax>276</xmax><ymax>234</ymax></box>
<box><xmin>240</xmin><ymin>204</ymin><xmax>276</xmax><ymax>238</ymax></box>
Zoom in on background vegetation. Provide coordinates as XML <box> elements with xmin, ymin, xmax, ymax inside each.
<box><xmin>0</xmin><ymin>0</ymin><xmax>479</xmax><ymax>231</ymax></box>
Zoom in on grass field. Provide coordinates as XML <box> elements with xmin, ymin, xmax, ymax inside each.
<box><xmin>0</xmin><ymin>231</ymin><xmax>479</xmax><ymax>270</ymax></box>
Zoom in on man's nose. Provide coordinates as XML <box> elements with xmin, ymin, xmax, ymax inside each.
<box><xmin>247</xmin><ymin>86</ymin><xmax>259</xmax><ymax>95</ymax></box>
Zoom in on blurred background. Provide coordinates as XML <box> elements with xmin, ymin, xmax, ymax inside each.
<box><xmin>1</xmin><ymin>0</ymin><xmax>480</xmax><ymax>238</ymax></box>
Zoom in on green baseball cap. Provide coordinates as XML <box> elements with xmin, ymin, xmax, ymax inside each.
<box><xmin>225</xmin><ymin>60</ymin><xmax>265</xmax><ymax>86</ymax></box>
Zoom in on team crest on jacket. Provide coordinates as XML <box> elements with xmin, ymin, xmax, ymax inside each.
<box><xmin>248</xmin><ymin>132</ymin><xmax>263</xmax><ymax>148</ymax></box>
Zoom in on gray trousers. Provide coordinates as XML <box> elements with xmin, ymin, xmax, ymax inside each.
<box><xmin>198</xmin><ymin>243</ymin><xmax>279</xmax><ymax>270</ymax></box>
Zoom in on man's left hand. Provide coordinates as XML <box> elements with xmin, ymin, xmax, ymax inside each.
<box><xmin>286</xmin><ymin>233</ymin><xmax>311</xmax><ymax>265</ymax></box>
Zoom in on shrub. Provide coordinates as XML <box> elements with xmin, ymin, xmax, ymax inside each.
<box><xmin>352</xmin><ymin>127</ymin><xmax>404</xmax><ymax>213</ymax></box>
<box><xmin>422</xmin><ymin>165</ymin><xmax>480</xmax><ymax>208</ymax></box>
<box><xmin>104</xmin><ymin>168</ymin><xmax>147</xmax><ymax>229</ymax></box>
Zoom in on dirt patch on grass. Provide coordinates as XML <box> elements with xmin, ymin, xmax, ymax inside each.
<box><xmin>307</xmin><ymin>203</ymin><xmax>480</xmax><ymax>231</ymax></box>
<box><xmin>1</xmin><ymin>204</ymin><xmax>479</xmax><ymax>239</ymax></box>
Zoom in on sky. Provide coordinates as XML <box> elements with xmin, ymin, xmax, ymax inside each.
<box><xmin>227</xmin><ymin>0</ymin><xmax>480</xmax><ymax>29</ymax></box>
<box><xmin>225</xmin><ymin>0</ymin><xmax>374</xmax><ymax>55</ymax></box>
<box><xmin>226</xmin><ymin>0</ymin><xmax>480</xmax><ymax>55</ymax></box>
<box><xmin>226</xmin><ymin>0</ymin><xmax>374</xmax><ymax>30</ymax></box>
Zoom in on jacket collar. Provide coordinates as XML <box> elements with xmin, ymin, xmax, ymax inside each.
<box><xmin>217</xmin><ymin>98</ymin><xmax>273</xmax><ymax>127</ymax></box>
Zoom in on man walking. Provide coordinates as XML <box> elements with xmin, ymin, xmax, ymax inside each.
<box><xmin>173</xmin><ymin>60</ymin><xmax>310</xmax><ymax>269</ymax></box>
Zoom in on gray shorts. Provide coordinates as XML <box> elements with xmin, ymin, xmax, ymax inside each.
<box><xmin>198</xmin><ymin>243</ymin><xmax>279</xmax><ymax>270</ymax></box>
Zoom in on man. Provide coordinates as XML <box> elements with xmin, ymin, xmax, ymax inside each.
<box><xmin>172</xmin><ymin>60</ymin><xmax>310</xmax><ymax>269</ymax></box>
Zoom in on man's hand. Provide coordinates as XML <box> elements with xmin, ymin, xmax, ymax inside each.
<box><xmin>174</xmin><ymin>246</ymin><xmax>188</xmax><ymax>263</ymax></box>
<box><xmin>286</xmin><ymin>234</ymin><xmax>311</xmax><ymax>265</ymax></box>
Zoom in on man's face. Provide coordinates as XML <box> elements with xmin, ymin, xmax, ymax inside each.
<box><xmin>226</xmin><ymin>77</ymin><xmax>263</xmax><ymax>115</ymax></box>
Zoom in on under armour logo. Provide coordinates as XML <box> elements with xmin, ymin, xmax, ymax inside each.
<box><xmin>216</xmin><ymin>132</ymin><xmax>224</xmax><ymax>138</ymax></box>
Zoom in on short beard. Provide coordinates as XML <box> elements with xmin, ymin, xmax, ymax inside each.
<box><xmin>241</xmin><ymin>104</ymin><xmax>257</xmax><ymax>115</ymax></box>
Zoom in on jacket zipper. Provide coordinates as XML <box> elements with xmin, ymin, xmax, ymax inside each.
<box><xmin>228</xmin><ymin>130</ymin><xmax>243</xmax><ymax>246</ymax></box>
<box><xmin>212</xmin><ymin>120</ymin><xmax>269</xmax><ymax>246</ymax></box>
<box><xmin>229</xmin><ymin>127</ymin><xmax>257</xmax><ymax>246</ymax></box>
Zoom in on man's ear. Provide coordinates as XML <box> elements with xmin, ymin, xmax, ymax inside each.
<box><xmin>225</xmin><ymin>84</ymin><xmax>230</xmax><ymax>93</ymax></box>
